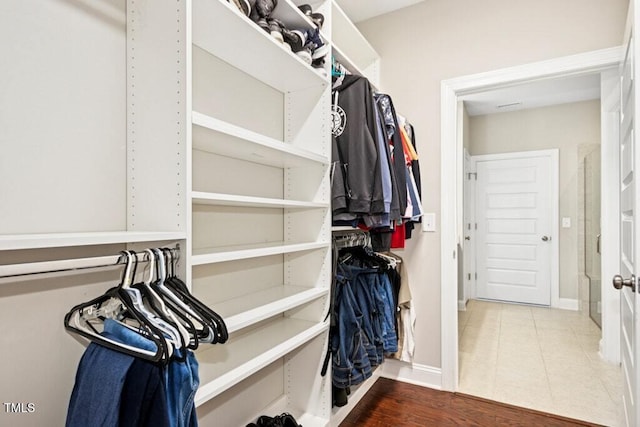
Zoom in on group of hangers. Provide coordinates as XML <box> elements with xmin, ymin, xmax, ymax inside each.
<box><xmin>332</xmin><ymin>57</ymin><xmax>350</xmax><ymax>88</ymax></box>
<box><xmin>334</xmin><ymin>231</ymin><xmax>401</xmax><ymax>269</ymax></box>
<box><xmin>333</xmin><ymin>230</ymin><xmax>371</xmax><ymax>250</ymax></box>
<box><xmin>64</xmin><ymin>248</ymin><xmax>228</xmax><ymax>364</ymax></box>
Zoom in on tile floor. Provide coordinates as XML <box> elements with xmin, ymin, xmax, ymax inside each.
<box><xmin>458</xmin><ymin>299</ymin><xmax>623</xmax><ymax>426</ymax></box>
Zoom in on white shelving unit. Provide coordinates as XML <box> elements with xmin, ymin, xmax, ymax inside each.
<box><xmin>1</xmin><ymin>1</ymin><xmax>385</xmax><ymax>426</ymax></box>
<box><xmin>189</xmin><ymin>0</ymin><xmax>333</xmax><ymax>424</ymax></box>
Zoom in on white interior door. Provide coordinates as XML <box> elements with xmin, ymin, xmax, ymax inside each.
<box><xmin>475</xmin><ymin>151</ymin><xmax>557</xmax><ymax>306</ymax></box>
<box><xmin>617</xmin><ymin>9</ymin><xmax>640</xmax><ymax>424</ymax></box>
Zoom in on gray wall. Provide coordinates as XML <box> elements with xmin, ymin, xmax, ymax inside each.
<box><xmin>357</xmin><ymin>0</ymin><xmax>627</xmax><ymax>369</ymax></box>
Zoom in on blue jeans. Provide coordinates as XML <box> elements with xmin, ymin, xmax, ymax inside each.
<box><xmin>378</xmin><ymin>273</ymin><xmax>398</xmax><ymax>353</ymax></box>
<box><xmin>340</xmin><ymin>264</ymin><xmax>384</xmax><ymax>366</ymax></box>
<box><xmin>66</xmin><ymin>319</ymin><xmax>162</xmax><ymax>427</ymax></box>
<box><xmin>331</xmin><ymin>274</ymin><xmax>373</xmax><ymax>388</ymax></box>
<box><xmin>166</xmin><ymin>350</ymin><xmax>199</xmax><ymax>427</ymax></box>
<box><xmin>106</xmin><ymin>319</ymin><xmax>200</xmax><ymax>427</ymax></box>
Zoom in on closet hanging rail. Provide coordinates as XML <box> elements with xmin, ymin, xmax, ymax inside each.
<box><xmin>0</xmin><ymin>247</ymin><xmax>179</xmax><ymax>279</ymax></box>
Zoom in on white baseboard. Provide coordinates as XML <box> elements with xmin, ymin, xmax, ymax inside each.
<box><xmin>557</xmin><ymin>298</ymin><xmax>579</xmax><ymax>311</ymax></box>
<box><xmin>458</xmin><ymin>300</ymin><xmax>467</xmax><ymax>311</ymax></box>
<box><xmin>380</xmin><ymin>359</ymin><xmax>443</xmax><ymax>390</ymax></box>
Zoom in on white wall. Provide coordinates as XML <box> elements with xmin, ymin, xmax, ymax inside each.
<box><xmin>468</xmin><ymin>100</ymin><xmax>601</xmax><ymax>301</ymax></box>
<box><xmin>357</xmin><ymin>0</ymin><xmax>627</xmax><ymax>369</ymax></box>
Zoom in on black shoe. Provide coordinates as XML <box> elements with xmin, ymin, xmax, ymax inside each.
<box><xmin>298</xmin><ymin>4</ymin><xmax>312</xmax><ymax>16</ymax></box>
<box><xmin>275</xmin><ymin>413</ymin><xmax>302</xmax><ymax>427</ymax></box>
<box><xmin>333</xmin><ymin>385</ymin><xmax>349</xmax><ymax>407</ymax></box>
<box><xmin>296</xmin><ymin>43</ymin><xmax>313</xmax><ymax>64</ymax></box>
<box><xmin>282</xmin><ymin>28</ymin><xmax>306</xmax><ymax>52</ymax></box>
<box><xmin>310</xmin><ymin>12</ymin><xmax>324</xmax><ymax>29</ymax></box>
<box><xmin>255</xmin><ymin>0</ymin><xmax>278</xmax><ymax>19</ymax></box>
<box><xmin>256</xmin><ymin>17</ymin><xmax>270</xmax><ymax>33</ymax></box>
<box><xmin>255</xmin><ymin>415</ymin><xmax>275</xmax><ymax>427</ymax></box>
<box><xmin>267</xmin><ymin>18</ymin><xmax>284</xmax><ymax>43</ymax></box>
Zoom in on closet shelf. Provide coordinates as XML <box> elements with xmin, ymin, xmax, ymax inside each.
<box><xmin>192</xmin><ymin>112</ymin><xmax>330</xmax><ymax>168</ymax></box>
<box><xmin>330</xmin><ymin>368</ymin><xmax>381</xmax><ymax>424</ymax></box>
<box><xmin>206</xmin><ymin>285</ymin><xmax>328</xmax><ymax>334</ymax></box>
<box><xmin>192</xmin><ymin>191</ymin><xmax>328</xmax><ymax>209</ymax></box>
<box><xmin>332</xmin><ymin>43</ymin><xmax>376</xmax><ymax>88</ymax></box>
<box><xmin>194</xmin><ymin>318</ymin><xmax>329</xmax><ymax>407</ymax></box>
<box><xmin>191</xmin><ymin>241</ymin><xmax>329</xmax><ymax>265</ymax></box>
<box><xmin>192</xmin><ymin>0</ymin><xmax>327</xmax><ymax>94</ymax></box>
<box><xmin>331</xmin><ymin>1</ymin><xmax>379</xmax><ymax>70</ymax></box>
<box><xmin>0</xmin><ymin>231</ymin><xmax>185</xmax><ymax>251</ymax></box>
<box><xmin>276</xmin><ymin>0</ymin><xmax>317</xmax><ymax>31</ymax></box>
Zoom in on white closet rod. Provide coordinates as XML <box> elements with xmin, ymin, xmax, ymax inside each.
<box><xmin>0</xmin><ymin>247</ymin><xmax>179</xmax><ymax>279</ymax></box>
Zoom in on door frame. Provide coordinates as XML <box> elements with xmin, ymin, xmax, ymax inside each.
<box><xmin>440</xmin><ymin>46</ymin><xmax>623</xmax><ymax>391</ymax></box>
<box><xmin>472</xmin><ymin>149</ymin><xmax>559</xmax><ymax>307</ymax></box>
<box><xmin>461</xmin><ymin>148</ymin><xmax>476</xmax><ymax>308</ymax></box>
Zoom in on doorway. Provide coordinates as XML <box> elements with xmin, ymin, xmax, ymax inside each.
<box><xmin>440</xmin><ymin>47</ymin><xmax>623</xmax><ymax>394</ymax></box>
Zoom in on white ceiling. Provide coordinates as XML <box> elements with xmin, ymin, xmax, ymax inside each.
<box><xmin>335</xmin><ymin>0</ymin><xmax>427</xmax><ymax>23</ymax></box>
<box><xmin>462</xmin><ymin>73</ymin><xmax>602</xmax><ymax>116</ymax></box>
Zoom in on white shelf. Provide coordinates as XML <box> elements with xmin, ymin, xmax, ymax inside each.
<box><xmin>332</xmin><ymin>43</ymin><xmax>369</xmax><ymax>82</ymax></box>
<box><xmin>208</xmin><ymin>285</ymin><xmax>328</xmax><ymax>334</ymax></box>
<box><xmin>0</xmin><ymin>231</ymin><xmax>186</xmax><ymax>251</ymax></box>
<box><xmin>192</xmin><ymin>191</ymin><xmax>328</xmax><ymax>209</ymax></box>
<box><xmin>192</xmin><ymin>112</ymin><xmax>329</xmax><ymax>168</ymax></box>
<box><xmin>331</xmin><ymin>1</ymin><xmax>379</xmax><ymax>70</ymax></box>
<box><xmin>275</xmin><ymin>0</ymin><xmax>317</xmax><ymax>30</ymax></box>
<box><xmin>332</xmin><ymin>42</ymin><xmax>380</xmax><ymax>91</ymax></box>
<box><xmin>192</xmin><ymin>241</ymin><xmax>329</xmax><ymax>265</ymax></box>
<box><xmin>192</xmin><ymin>0</ymin><xmax>327</xmax><ymax>93</ymax></box>
<box><xmin>194</xmin><ymin>317</ymin><xmax>329</xmax><ymax>406</ymax></box>
<box><xmin>330</xmin><ymin>368</ymin><xmax>381</xmax><ymax>425</ymax></box>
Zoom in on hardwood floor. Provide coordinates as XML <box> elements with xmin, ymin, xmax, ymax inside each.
<box><xmin>339</xmin><ymin>378</ymin><xmax>603</xmax><ymax>426</ymax></box>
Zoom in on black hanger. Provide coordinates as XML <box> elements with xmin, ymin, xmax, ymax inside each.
<box><xmin>63</xmin><ymin>251</ymin><xmax>171</xmax><ymax>364</ymax></box>
<box><xmin>161</xmin><ymin>248</ymin><xmax>229</xmax><ymax>344</ymax></box>
<box><xmin>148</xmin><ymin>248</ymin><xmax>201</xmax><ymax>351</ymax></box>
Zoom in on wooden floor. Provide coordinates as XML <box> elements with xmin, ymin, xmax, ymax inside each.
<box><xmin>339</xmin><ymin>378</ymin><xmax>603</xmax><ymax>426</ymax></box>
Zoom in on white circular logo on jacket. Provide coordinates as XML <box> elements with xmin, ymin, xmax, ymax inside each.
<box><xmin>331</xmin><ymin>105</ymin><xmax>346</xmax><ymax>137</ymax></box>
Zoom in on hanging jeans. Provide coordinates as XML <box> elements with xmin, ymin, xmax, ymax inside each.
<box><xmin>107</xmin><ymin>320</ymin><xmax>200</xmax><ymax>427</ymax></box>
<box><xmin>166</xmin><ymin>350</ymin><xmax>199</xmax><ymax>427</ymax></box>
<box><xmin>339</xmin><ymin>264</ymin><xmax>384</xmax><ymax>367</ymax></box>
<box><xmin>66</xmin><ymin>319</ymin><xmax>169</xmax><ymax>427</ymax></box>
<box><xmin>377</xmin><ymin>273</ymin><xmax>398</xmax><ymax>353</ymax></box>
<box><xmin>331</xmin><ymin>274</ymin><xmax>373</xmax><ymax>388</ymax></box>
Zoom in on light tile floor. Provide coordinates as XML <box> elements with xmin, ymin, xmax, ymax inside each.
<box><xmin>458</xmin><ymin>299</ymin><xmax>622</xmax><ymax>426</ymax></box>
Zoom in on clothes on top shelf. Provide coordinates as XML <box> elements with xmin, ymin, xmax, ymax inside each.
<box><xmin>331</xmin><ymin>73</ymin><xmax>423</xmax><ymax>249</ymax></box>
<box><xmin>328</xmin><ymin>236</ymin><xmax>415</xmax><ymax>407</ymax></box>
<box><xmin>65</xmin><ymin>249</ymin><xmax>227</xmax><ymax>427</ymax></box>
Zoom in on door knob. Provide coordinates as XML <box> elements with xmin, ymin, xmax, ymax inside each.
<box><xmin>541</xmin><ymin>236</ymin><xmax>550</xmax><ymax>241</ymax></box>
<box><xmin>613</xmin><ymin>274</ymin><xmax>636</xmax><ymax>291</ymax></box>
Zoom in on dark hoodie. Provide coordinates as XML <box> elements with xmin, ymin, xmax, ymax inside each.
<box><xmin>331</xmin><ymin>75</ymin><xmax>385</xmax><ymax>219</ymax></box>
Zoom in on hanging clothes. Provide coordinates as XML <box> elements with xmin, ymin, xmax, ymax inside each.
<box><xmin>331</xmin><ymin>75</ymin><xmax>385</xmax><ymax>220</ymax></box>
<box><xmin>328</xmin><ymin>237</ymin><xmax>409</xmax><ymax>407</ymax></box>
<box><xmin>65</xmin><ymin>249</ymin><xmax>226</xmax><ymax>427</ymax></box>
